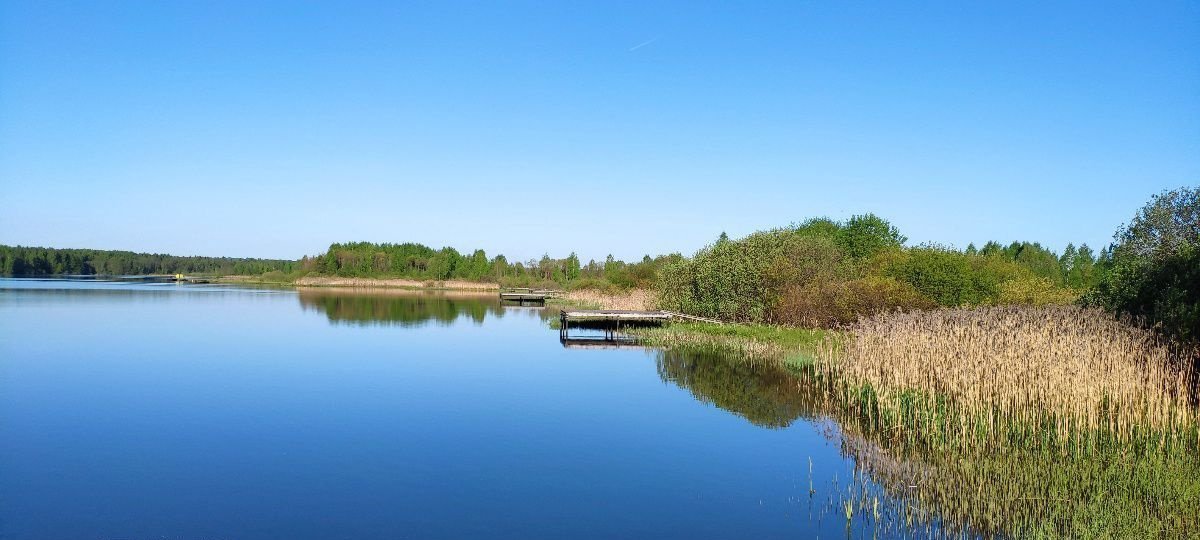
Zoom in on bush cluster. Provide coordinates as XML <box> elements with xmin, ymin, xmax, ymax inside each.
<box><xmin>658</xmin><ymin>214</ymin><xmax>1092</xmax><ymax>327</ymax></box>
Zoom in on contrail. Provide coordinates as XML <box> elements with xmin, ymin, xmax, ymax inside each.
<box><xmin>628</xmin><ymin>36</ymin><xmax>659</xmax><ymax>52</ymax></box>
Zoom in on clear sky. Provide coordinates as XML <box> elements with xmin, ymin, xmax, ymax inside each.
<box><xmin>1</xmin><ymin>1</ymin><xmax>1197</xmax><ymax>263</ymax></box>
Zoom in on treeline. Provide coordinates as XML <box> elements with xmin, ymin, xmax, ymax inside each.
<box><xmin>0</xmin><ymin>245</ymin><xmax>297</xmax><ymax>276</ymax></box>
<box><xmin>657</xmin><ymin>214</ymin><xmax>1108</xmax><ymax>327</ymax></box>
<box><xmin>1084</xmin><ymin>186</ymin><xmax>1199</xmax><ymax>344</ymax></box>
<box><xmin>304</xmin><ymin>241</ymin><xmax>675</xmax><ymax>290</ymax></box>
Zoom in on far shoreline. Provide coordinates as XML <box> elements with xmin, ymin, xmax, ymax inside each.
<box><xmin>220</xmin><ymin>274</ymin><xmax>500</xmax><ymax>291</ymax></box>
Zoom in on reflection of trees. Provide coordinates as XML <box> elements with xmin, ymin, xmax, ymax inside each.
<box><xmin>297</xmin><ymin>289</ymin><xmax>504</xmax><ymax>327</ymax></box>
<box><xmin>655</xmin><ymin>348</ymin><xmax>821</xmax><ymax>428</ymax></box>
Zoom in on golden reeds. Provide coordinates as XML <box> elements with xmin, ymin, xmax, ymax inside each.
<box><xmin>560</xmin><ymin>288</ymin><xmax>656</xmax><ymax>311</ymax></box>
<box><xmin>820</xmin><ymin>305</ymin><xmax>1198</xmax><ymax>448</ymax></box>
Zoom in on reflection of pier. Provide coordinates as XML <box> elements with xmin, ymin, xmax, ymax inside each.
<box><xmin>559</xmin><ymin>336</ymin><xmax>648</xmax><ymax>350</ymax></box>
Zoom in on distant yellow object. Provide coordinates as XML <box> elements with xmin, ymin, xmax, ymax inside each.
<box><xmin>174</xmin><ymin>273</ymin><xmax>184</xmax><ymax>280</ymax></box>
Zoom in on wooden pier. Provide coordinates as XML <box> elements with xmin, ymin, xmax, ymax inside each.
<box><xmin>558</xmin><ymin>308</ymin><xmax>723</xmax><ymax>343</ymax></box>
<box><xmin>171</xmin><ymin>274</ymin><xmax>213</xmax><ymax>284</ymax></box>
<box><xmin>560</xmin><ymin>310</ymin><xmax>674</xmax><ymax>325</ymax></box>
<box><xmin>559</xmin><ymin>309</ymin><xmax>672</xmax><ymax>340</ymax></box>
<box><xmin>499</xmin><ymin>288</ymin><xmax>561</xmax><ymax>304</ymax></box>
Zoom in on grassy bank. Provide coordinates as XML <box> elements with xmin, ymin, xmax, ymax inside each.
<box><xmin>630</xmin><ymin>322</ymin><xmax>831</xmax><ymax>370</ymax></box>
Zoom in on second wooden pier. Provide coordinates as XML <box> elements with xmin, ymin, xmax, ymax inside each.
<box><xmin>499</xmin><ymin>287</ymin><xmax>561</xmax><ymax>304</ymax></box>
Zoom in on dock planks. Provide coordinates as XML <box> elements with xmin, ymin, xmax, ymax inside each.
<box><xmin>560</xmin><ymin>310</ymin><xmax>674</xmax><ymax>324</ymax></box>
<box><xmin>499</xmin><ymin>288</ymin><xmax>561</xmax><ymax>303</ymax></box>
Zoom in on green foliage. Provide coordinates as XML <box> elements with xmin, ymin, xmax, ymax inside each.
<box><xmin>0</xmin><ymin>245</ymin><xmax>295</xmax><ymax>276</ymax></box>
<box><xmin>776</xmin><ymin>275</ymin><xmax>936</xmax><ymax>327</ymax></box>
<box><xmin>791</xmin><ymin>217</ymin><xmax>843</xmax><ymax>238</ymax></box>
<box><xmin>837</xmin><ymin>213</ymin><xmax>906</xmax><ymax>259</ymax></box>
<box><xmin>658</xmin><ymin>228</ymin><xmax>815</xmax><ymax>321</ymax></box>
<box><xmin>564</xmin><ymin>252</ymin><xmax>581</xmax><ymax>282</ymax></box>
<box><xmin>311</xmin><ymin>241</ymin><xmax>667</xmax><ymax>290</ymax></box>
<box><xmin>885</xmin><ymin>246</ymin><xmax>989</xmax><ymax>306</ymax></box>
<box><xmin>996</xmin><ymin>276</ymin><xmax>1080</xmax><ymax>306</ymax></box>
<box><xmin>660</xmin><ymin>216</ymin><xmax>1084</xmax><ymax>326</ymax></box>
<box><xmin>1087</xmin><ymin>187</ymin><xmax>1200</xmax><ymax>344</ymax></box>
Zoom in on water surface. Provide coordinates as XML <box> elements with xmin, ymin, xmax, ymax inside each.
<box><xmin>0</xmin><ymin>279</ymin><xmax>903</xmax><ymax>539</ymax></box>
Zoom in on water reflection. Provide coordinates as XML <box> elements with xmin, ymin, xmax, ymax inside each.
<box><xmin>655</xmin><ymin>348</ymin><xmax>819</xmax><ymax>429</ymax></box>
<box><xmin>296</xmin><ymin>288</ymin><xmax>507</xmax><ymax>327</ymax></box>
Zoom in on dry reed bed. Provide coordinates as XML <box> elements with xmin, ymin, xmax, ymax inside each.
<box><xmin>820</xmin><ymin>305</ymin><xmax>1198</xmax><ymax>445</ymax></box>
<box><xmin>560</xmin><ymin>289</ymin><xmax>656</xmax><ymax>311</ymax></box>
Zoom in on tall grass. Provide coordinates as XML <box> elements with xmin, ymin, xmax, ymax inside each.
<box><xmin>558</xmin><ymin>288</ymin><xmax>655</xmax><ymax>311</ymax></box>
<box><xmin>819</xmin><ymin>305</ymin><xmax>1198</xmax><ymax>451</ymax></box>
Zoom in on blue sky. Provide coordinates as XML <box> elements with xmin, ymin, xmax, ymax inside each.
<box><xmin>1</xmin><ymin>1</ymin><xmax>1197</xmax><ymax>262</ymax></box>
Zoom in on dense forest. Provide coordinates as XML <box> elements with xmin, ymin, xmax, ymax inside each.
<box><xmin>0</xmin><ymin>246</ymin><xmax>296</xmax><ymax>276</ymax></box>
<box><xmin>303</xmin><ymin>241</ymin><xmax>674</xmax><ymax>290</ymax></box>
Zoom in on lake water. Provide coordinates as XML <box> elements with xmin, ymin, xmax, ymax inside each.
<box><xmin>0</xmin><ymin>279</ymin><xmax>915</xmax><ymax>539</ymax></box>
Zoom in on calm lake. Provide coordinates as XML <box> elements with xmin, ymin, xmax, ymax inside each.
<box><xmin>0</xmin><ymin>279</ymin><xmax>920</xmax><ymax>539</ymax></box>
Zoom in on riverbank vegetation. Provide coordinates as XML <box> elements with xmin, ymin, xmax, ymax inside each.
<box><xmin>656</xmin><ymin>213</ymin><xmax>1103</xmax><ymax>326</ymax></box>
<box><xmin>640</xmin><ymin>186</ymin><xmax>1199</xmax><ymax>538</ymax></box>
<box><xmin>632</xmin><ymin>323</ymin><xmax>830</xmax><ymax>369</ymax></box>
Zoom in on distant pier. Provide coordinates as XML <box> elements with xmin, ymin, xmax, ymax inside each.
<box><xmin>171</xmin><ymin>274</ymin><xmax>213</xmax><ymax>284</ymax></box>
<box><xmin>499</xmin><ymin>287</ymin><xmax>561</xmax><ymax>304</ymax></box>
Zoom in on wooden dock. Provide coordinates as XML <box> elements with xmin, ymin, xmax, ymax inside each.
<box><xmin>560</xmin><ymin>310</ymin><xmax>674</xmax><ymax>324</ymax></box>
<box><xmin>499</xmin><ymin>288</ymin><xmax>561</xmax><ymax>304</ymax></box>
<box><xmin>171</xmin><ymin>274</ymin><xmax>213</xmax><ymax>284</ymax></box>
<box><xmin>559</xmin><ymin>309</ymin><xmax>671</xmax><ymax>340</ymax></box>
<box><xmin>558</xmin><ymin>309</ymin><xmax>724</xmax><ymax>342</ymax></box>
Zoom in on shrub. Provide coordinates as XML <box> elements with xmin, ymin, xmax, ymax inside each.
<box><xmin>773</xmin><ymin>276</ymin><xmax>934</xmax><ymax>328</ymax></box>
<box><xmin>885</xmin><ymin>246</ymin><xmax>991</xmax><ymax>306</ymax></box>
<box><xmin>996</xmin><ymin>276</ymin><xmax>1079</xmax><ymax>306</ymax></box>
<box><xmin>659</xmin><ymin>229</ymin><xmax>823</xmax><ymax>321</ymax></box>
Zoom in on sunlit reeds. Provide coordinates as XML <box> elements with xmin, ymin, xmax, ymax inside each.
<box><xmin>560</xmin><ymin>288</ymin><xmax>655</xmax><ymax>311</ymax></box>
<box><xmin>820</xmin><ymin>305</ymin><xmax>1198</xmax><ymax>451</ymax></box>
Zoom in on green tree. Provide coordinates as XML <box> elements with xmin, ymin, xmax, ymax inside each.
<box><xmin>837</xmin><ymin>213</ymin><xmax>906</xmax><ymax>259</ymax></box>
<box><xmin>564</xmin><ymin>252</ymin><xmax>581</xmax><ymax>282</ymax></box>
<box><xmin>1088</xmin><ymin>186</ymin><xmax>1200</xmax><ymax>343</ymax></box>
